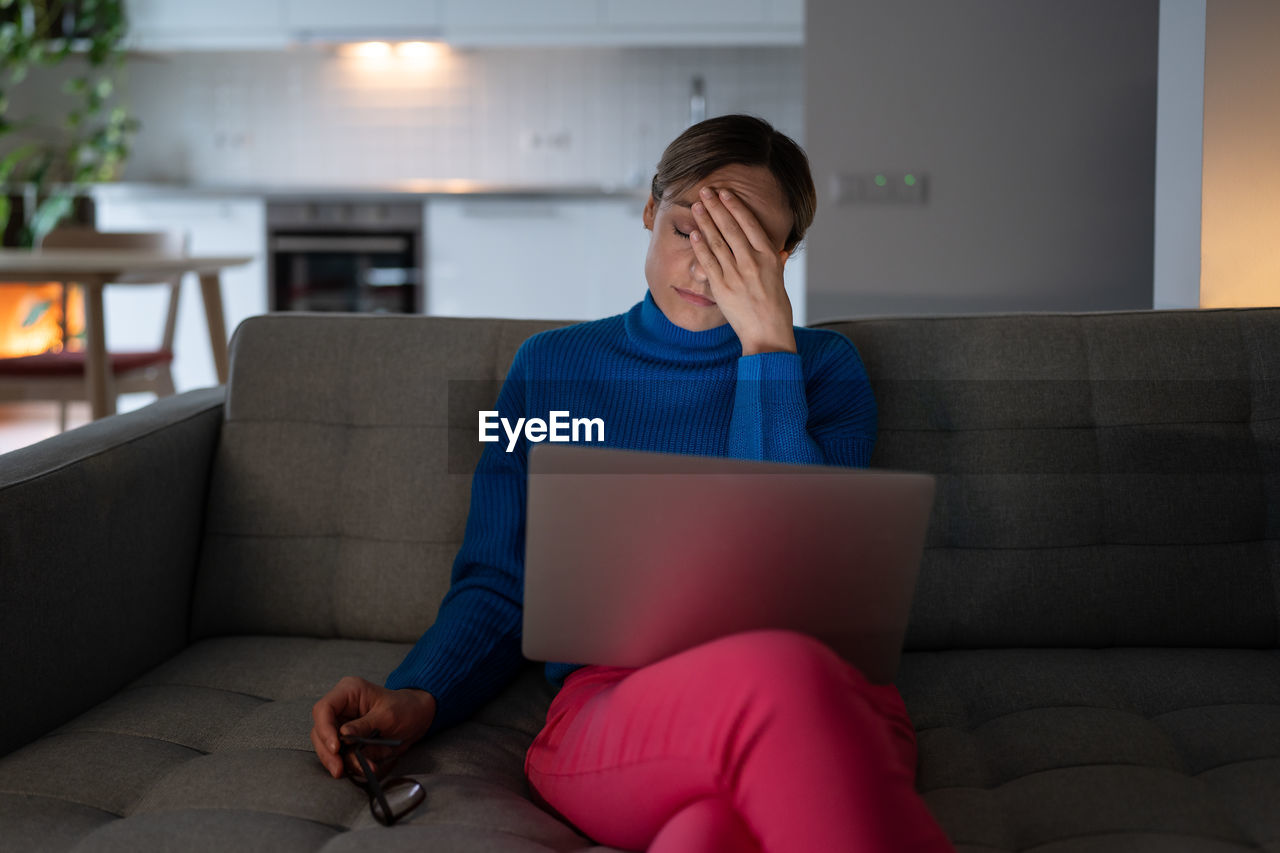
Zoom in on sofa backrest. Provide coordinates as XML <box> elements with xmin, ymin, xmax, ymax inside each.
<box><xmin>816</xmin><ymin>308</ymin><xmax>1280</xmax><ymax>650</ymax></box>
<box><xmin>195</xmin><ymin>308</ymin><xmax>1279</xmax><ymax>651</ymax></box>
<box><xmin>191</xmin><ymin>313</ymin><xmax>570</xmax><ymax>643</ymax></box>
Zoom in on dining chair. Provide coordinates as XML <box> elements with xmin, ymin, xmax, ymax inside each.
<box><xmin>0</xmin><ymin>227</ymin><xmax>189</xmax><ymax>431</ymax></box>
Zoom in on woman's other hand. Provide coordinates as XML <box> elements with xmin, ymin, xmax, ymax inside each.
<box><xmin>310</xmin><ymin>676</ymin><xmax>438</xmax><ymax>779</ymax></box>
<box><xmin>689</xmin><ymin>186</ymin><xmax>796</xmax><ymax>356</ymax></box>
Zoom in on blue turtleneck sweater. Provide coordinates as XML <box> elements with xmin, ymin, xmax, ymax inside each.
<box><xmin>385</xmin><ymin>291</ymin><xmax>877</xmax><ymax>732</ymax></box>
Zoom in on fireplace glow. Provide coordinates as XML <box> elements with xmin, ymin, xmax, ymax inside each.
<box><xmin>0</xmin><ymin>284</ymin><xmax>85</xmax><ymax>358</ymax></box>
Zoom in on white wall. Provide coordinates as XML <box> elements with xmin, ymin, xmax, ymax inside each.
<box><xmin>1153</xmin><ymin>0</ymin><xmax>1207</xmax><ymax>310</ymax></box>
<box><xmin>10</xmin><ymin>47</ymin><xmax>803</xmax><ymax>190</ymax></box>
<box><xmin>7</xmin><ymin>46</ymin><xmax>811</xmax><ymax>325</ymax></box>
<box><xmin>804</xmin><ymin>0</ymin><xmax>1160</xmax><ymax>319</ymax></box>
<box><xmin>1200</xmin><ymin>0</ymin><xmax>1280</xmax><ymax>308</ymax></box>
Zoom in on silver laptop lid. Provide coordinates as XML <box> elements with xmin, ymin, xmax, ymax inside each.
<box><xmin>522</xmin><ymin>444</ymin><xmax>935</xmax><ymax>684</ymax></box>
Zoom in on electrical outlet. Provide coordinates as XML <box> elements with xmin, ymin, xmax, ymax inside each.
<box><xmin>831</xmin><ymin>172</ymin><xmax>928</xmax><ymax>205</ymax></box>
<box><xmin>518</xmin><ymin>130</ymin><xmax>543</xmax><ymax>151</ymax></box>
<box><xmin>519</xmin><ymin>130</ymin><xmax>572</xmax><ymax>153</ymax></box>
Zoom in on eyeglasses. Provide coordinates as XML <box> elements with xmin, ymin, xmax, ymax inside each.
<box><xmin>338</xmin><ymin>734</ymin><xmax>426</xmax><ymax>826</ymax></box>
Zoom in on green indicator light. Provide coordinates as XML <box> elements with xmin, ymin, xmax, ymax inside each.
<box><xmin>874</xmin><ymin>174</ymin><xmax>887</xmax><ymax>187</ymax></box>
<box><xmin>904</xmin><ymin>174</ymin><xmax>917</xmax><ymax>186</ymax></box>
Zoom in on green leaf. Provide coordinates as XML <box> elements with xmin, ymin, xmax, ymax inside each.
<box><xmin>28</xmin><ymin>193</ymin><xmax>74</xmax><ymax>246</ymax></box>
<box><xmin>21</xmin><ymin>300</ymin><xmax>52</xmax><ymax>328</ymax></box>
<box><xmin>0</xmin><ymin>141</ymin><xmax>36</xmax><ymax>181</ymax></box>
<box><xmin>0</xmin><ymin>0</ymin><xmax>135</xmax><ymax>208</ymax></box>
<box><xmin>28</xmin><ymin>154</ymin><xmax>51</xmax><ymax>187</ymax></box>
<box><xmin>0</xmin><ymin>195</ymin><xmax>10</xmax><ymax>236</ymax></box>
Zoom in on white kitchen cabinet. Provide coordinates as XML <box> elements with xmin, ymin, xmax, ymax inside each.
<box><xmin>426</xmin><ymin>197</ymin><xmax>649</xmax><ymax>321</ymax></box>
<box><xmin>447</xmin><ymin>0</ymin><xmax>800</xmax><ymax>46</ymax></box>
<box><xmin>764</xmin><ymin>0</ymin><xmax>806</xmax><ymax>25</ymax></box>
<box><xmin>440</xmin><ymin>0</ymin><xmax>592</xmax><ymax>32</ymax></box>
<box><xmin>426</xmin><ymin>195</ymin><xmax>807</xmax><ymax>325</ymax></box>
<box><xmin>125</xmin><ymin>0</ymin><xmax>290</xmax><ymax>50</ymax></box>
<box><xmin>284</xmin><ymin>0</ymin><xmax>441</xmax><ymax>36</ymax></box>
<box><xmin>125</xmin><ymin>0</ymin><xmax>800</xmax><ymax>49</ymax></box>
<box><xmin>90</xmin><ymin>190</ymin><xmax>267</xmax><ymax>397</ymax></box>
<box><xmin>597</xmin><ymin>0</ymin><xmax>799</xmax><ymax>45</ymax></box>
<box><xmin>602</xmin><ymin>0</ymin><xmax>766</xmax><ymax>28</ymax></box>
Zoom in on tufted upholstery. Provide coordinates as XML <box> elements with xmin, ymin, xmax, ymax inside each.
<box><xmin>898</xmin><ymin>649</ymin><xmax>1280</xmax><ymax>852</ymax></box>
<box><xmin>816</xmin><ymin>308</ymin><xmax>1280</xmax><ymax>852</ymax></box>
<box><xmin>0</xmin><ymin>637</ymin><xmax>619</xmax><ymax>851</ymax></box>
<box><xmin>191</xmin><ymin>314</ymin><xmax>572</xmax><ymax>644</ymax></box>
<box><xmin>1</xmin><ymin>307</ymin><xmax>1277</xmax><ymax>851</ymax></box>
<box><xmin>815</xmin><ymin>310</ymin><xmax>1280</xmax><ymax>651</ymax></box>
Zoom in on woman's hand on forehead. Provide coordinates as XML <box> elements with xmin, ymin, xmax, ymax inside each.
<box><xmin>689</xmin><ymin>186</ymin><xmax>797</xmax><ymax>356</ymax></box>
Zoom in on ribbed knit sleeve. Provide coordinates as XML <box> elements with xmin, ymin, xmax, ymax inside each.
<box><xmin>727</xmin><ymin>332</ymin><xmax>877</xmax><ymax>468</ymax></box>
<box><xmin>384</xmin><ymin>344</ymin><xmax>531</xmax><ymax>733</ymax></box>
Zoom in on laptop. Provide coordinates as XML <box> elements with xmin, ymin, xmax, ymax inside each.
<box><xmin>521</xmin><ymin>444</ymin><xmax>936</xmax><ymax>685</ymax></box>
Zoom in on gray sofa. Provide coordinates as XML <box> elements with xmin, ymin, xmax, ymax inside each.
<box><xmin>1</xmin><ymin>308</ymin><xmax>1277</xmax><ymax>852</ymax></box>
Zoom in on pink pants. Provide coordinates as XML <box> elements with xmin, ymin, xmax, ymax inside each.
<box><xmin>524</xmin><ymin>629</ymin><xmax>955</xmax><ymax>852</ymax></box>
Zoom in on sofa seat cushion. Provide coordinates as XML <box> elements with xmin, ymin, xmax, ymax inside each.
<box><xmin>0</xmin><ymin>636</ymin><xmax>624</xmax><ymax>852</ymax></box>
<box><xmin>900</xmin><ymin>648</ymin><xmax>1280</xmax><ymax>852</ymax></box>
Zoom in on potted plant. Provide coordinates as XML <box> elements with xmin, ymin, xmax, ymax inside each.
<box><xmin>0</xmin><ymin>0</ymin><xmax>139</xmax><ymax>248</ymax></box>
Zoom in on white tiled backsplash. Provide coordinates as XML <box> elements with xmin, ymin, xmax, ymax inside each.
<box><xmin>117</xmin><ymin>46</ymin><xmax>804</xmax><ymax>186</ymax></box>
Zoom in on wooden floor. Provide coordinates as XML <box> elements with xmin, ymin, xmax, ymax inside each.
<box><xmin>0</xmin><ymin>396</ymin><xmax>155</xmax><ymax>455</ymax></box>
<box><xmin>0</xmin><ymin>401</ymin><xmax>93</xmax><ymax>454</ymax></box>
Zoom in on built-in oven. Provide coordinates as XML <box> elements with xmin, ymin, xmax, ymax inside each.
<box><xmin>267</xmin><ymin>200</ymin><xmax>423</xmax><ymax>313</ymax></box>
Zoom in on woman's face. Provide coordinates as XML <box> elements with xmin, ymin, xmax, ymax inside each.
<box><xmin>642</xmin><ymin>163</ymin><xmax>794</xmax><ymax>332</ymax></box>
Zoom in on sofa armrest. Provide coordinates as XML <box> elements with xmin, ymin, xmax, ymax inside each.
<box><xmin>0</xmin><ymin>388</ymin><xmax>225</xmax><ymax>757</ymax></box>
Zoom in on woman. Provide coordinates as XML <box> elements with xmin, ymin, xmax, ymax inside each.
<box><xmin>310</xmin><ymin>114</ymin><xmax>954</xmax><ymax>852</ymax></box>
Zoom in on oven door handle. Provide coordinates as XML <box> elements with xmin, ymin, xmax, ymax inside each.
<box><xmin>272</xmin><ymin>236</ymin><xmax>411</xmax><ymax>253</ymax></box>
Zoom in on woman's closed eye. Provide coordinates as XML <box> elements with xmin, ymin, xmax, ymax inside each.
<box><xmin>671</xmin><ymin>224</ymin><xmax>691</xmax><ymax>240</ymax></box>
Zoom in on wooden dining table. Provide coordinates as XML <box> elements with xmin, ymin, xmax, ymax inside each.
<box><xmin>0</xmin><ymin>249</ymin><xmax>253</xmax><ymax>419</ymax></box>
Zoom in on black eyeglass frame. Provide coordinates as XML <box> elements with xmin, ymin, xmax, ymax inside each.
<box><xmin>338</xmin><ymin>734</ymin><xmax>425</xmax><ymax>826</ymax></box>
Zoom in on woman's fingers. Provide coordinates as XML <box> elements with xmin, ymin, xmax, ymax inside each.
<box><xmin>688</xmin><ymin>226</ymin><xmax>724</xmax><ymax>294</ymax></box>
<box><xmin>310</xmin><ymin>725</ymin><xmax>345</xmax><ymax>778</ymax></box>
<box><xmin>711</xmin><ymin>188</ymin><xmax>774</xmax><ymax>254</ymax></box>
<box><xmin>313</xmin><ymin>677</ymin><xmax>369</xmax><ymax>746</ymax></box>
<box><xmin>689</xmin><ymin>219</ymin><xmax>725</xmax><ymax>282</ymax></box>
<box><xmin>345</xmin><ymin>749</ymin><xmax>384</xmax><ymax>780</ymax></box>
<box><xmin>312</xmin><ymin>676</ymin><xmax>386</xmax><ymax>778</ymax></box>
<box><xmin>694</xmin><ymin>189</ymin><xmax>757</xmax><ymax>271</ymax></box>
<box><xmin>312</xmin><ymin>691</ymin><xmax>346</xmax><ymax>755</ymax></box>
